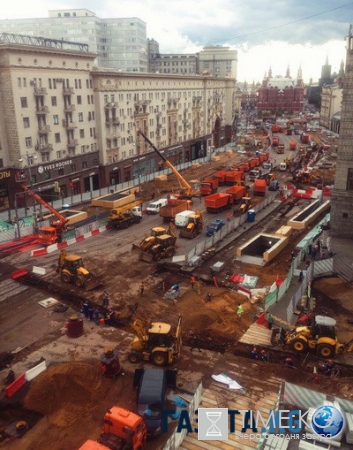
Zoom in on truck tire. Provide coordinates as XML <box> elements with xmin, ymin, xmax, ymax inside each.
<box><xmin>128</xmin><ymin>351</ymin><xmax>143</xmax><ymax>363</ymax></box>
<box><xmin>290</xmin><ymin>338</ymin><xmax>308</xmax><ymax>353</ymax></box>
<box><xmin>165</xmin><ymin>247</ymin><xmax>174</xmax><ymax>258</ymax></box>
<box><xmin>316</xmin><ymin>344</ymin><xmax>335</xmax><ymax>358</ymax></box>
<box><xmin>61</xmin><ymin>272</ymin><xmax>71</xmax><ymax>284</ymax></box>
<box><xmin>75</xmin><ymin>276</ymin><xmax>85</xmax><ymax>288</ymax></box>
<box><xmin>152</xmin><ymin>351</ymin><xmax>167</xmax><ymax>366</ymax></box>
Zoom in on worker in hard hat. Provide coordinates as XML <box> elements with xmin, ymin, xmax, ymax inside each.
<box><xmin>251</xmin><ymin>347</ymin><xmax>258</xmax><ymax>359</ymax></box>
<box><xmin>324</xmin><ymin>359</ymin><xmax>335</xmax><ymax>377</ymax></box>
<box><xmin>284</xmin><ymin>357</ymin><xmax>294</xmax><ymax>368</ymax></box>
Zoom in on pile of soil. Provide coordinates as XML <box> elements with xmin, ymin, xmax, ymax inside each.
<box><xmin>6</xmin><ymin>363</ymin><xmax>135</xmax><ymax>450</ymax></box>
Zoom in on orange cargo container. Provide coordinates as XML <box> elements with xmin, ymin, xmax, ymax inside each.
<box><xmin>200</xmin><ymin>178</ymin><xmax>219</xmax><ymax>196</ymax></box>
<box><xmin>225</xmin><ymin>171</ymin><xmax>245</xmax><ymax>185</ymax></box>
<box><xmin>253</xmin><ymin>179</ymin><xmax>267</xmax><ymax>196</ymax></box>
<box><xmin>290</xmin><ymin>141</ymin><xmax>297</xmax><ymax>151</ymax></box>
<box><xmin>212</xmin><ymin>171</ymin><xmax>228</xmax><ymax>185</ymax></box>
<box><xmin>205</xmin><ymin>193</ymin><xmax>233</xmax><ymax>213</ymax></box>
<box><xmin>226</xmin><ymin>185</ymin><xmax>247</xmax><ymax>203</ymax></box>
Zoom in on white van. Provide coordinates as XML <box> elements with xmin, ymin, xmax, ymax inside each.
<box><xmin>146</xmin><ymin>198</ymin><xmax>168</xmax><ymax>215</ymax></box>
<box><xmin>174</xmin><ymin>210</ymin><xmax>195</xmax><ymax>228</ymax></box>
<box><xmin>279</xmin><ymin>162</ymin><xmax>287</xmax><ymax>171</ymax></box>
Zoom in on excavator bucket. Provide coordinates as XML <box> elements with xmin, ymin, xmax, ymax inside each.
<box><xmin>140</xmin><ymin>252</ymin><xmax>154</xmax><ymax>263</ymax></box>
<box><xmin>131</xmin><ymin>243</ymin><xmax>141</xmax><ymax>252</ymax></box>
<box><xmin>84</xmin><ymin>275</ymin><xmax>104</xmax><ymax>291</ymax></box>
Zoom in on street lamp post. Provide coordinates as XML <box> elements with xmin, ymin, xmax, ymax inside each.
<box><xmin>18</xmin><ymin>151</ymin><xmax>38</xmax><ymax>230</ymax></box>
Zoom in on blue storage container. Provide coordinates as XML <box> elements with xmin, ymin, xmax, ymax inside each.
<box><xmin>247</xmin><ymin>209</ymin><xmax>256</xmax><ymax>223</ymax></box>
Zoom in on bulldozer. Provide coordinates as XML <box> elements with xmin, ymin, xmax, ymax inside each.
<box><xmin>284</xmin><ymin>315</ymin><xmax>353</xmax><ymax>358</ymax></box>
<box><xmin>179</xmin><ymin>210</ymin><xmax>203</xmax><ymax>239</ymax></box>
<box><xmin>57</xmin><ymin>250</ymin><xmax>103</xmax><ymax>290</ymax></box>
<box><xmin>238</xmin><ymin>196</ymin><xmax>252</xmax><ymax>214</ymax></box>
<box><xmin>132</xmin><ymin>223</ymin><xmax>177</xmax><ymax>262</ymax></box>
<box><xmin>127</xmin><ymin>304</ymin><xmax>182</xmax><ymax>366</ymax></box>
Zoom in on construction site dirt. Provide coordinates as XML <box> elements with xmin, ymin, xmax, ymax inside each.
<box><xmin>1</xmin><ymin>146</ymin><xmax>353</xmax><ymax>449</ymax></box>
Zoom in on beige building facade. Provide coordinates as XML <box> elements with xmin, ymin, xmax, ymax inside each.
<box><xmin>0</xmin><ymin>35</ymin><xmax>238</xmax><ymax>212</ymax></box>
<box><xmin>319</xmin><ymin>83</ymin><xmax>342</xmax><ymax>130</ymax></box>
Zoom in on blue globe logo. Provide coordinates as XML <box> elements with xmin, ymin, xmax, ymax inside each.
<box><xmin>311</xmin><ymin>406</ymin><xmax>345</xmax><ymax>438</ymax></box>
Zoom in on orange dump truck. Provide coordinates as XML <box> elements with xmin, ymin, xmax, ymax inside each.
<box><xmin>248</xmin><ymin>158</ymin><xmax>260</xmax><ymax>169</ymax></box>
<box><xmin>226</xmin><ymin>185</ymin><xmax>247</xmax><ymax>203</ymax></box>
<box><xmin>225</xmin><ymin>171</ymin><xmax>245</xmax><ymax>185</ymax></box>
<box><xmin>205</xmin><ymin>193</ymin><xmax>233</xmax><ymax>213</ymax></box>
<box><xmin>160</xmin><ymin>198</ymin><xmax>192</xmax><ymax>222</ymax></box>
<box><xmin>212</xmin><ymin>171</ymin><xmax>227</xmax><ymax>185</ymax></box>
<box><xmin>200</xmin><ymin>178</ymin><xmax>218</xmax><ymax>196</ymax></box>
<box><xmin>290</xmin><ymin>141</ymin><xmax>297</xmax><ymax>151</ymax></box>
<box><xmin>253</xmin><ymin>179</ymin><xmax>267</xmax><ymax>196</ymax></box>
<box><xmin>272</xmin><ymin>136</ymin><xmax>279</xmax><ymax>147</ymax></box>
<box><xmin>79</xmin><ymin>406</ymin><xmax>147</xmax><ymax>450</ymax></box>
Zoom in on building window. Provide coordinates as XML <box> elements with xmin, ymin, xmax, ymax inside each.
<box><xmin>42</xmin><ymin>153</ymin><xmax>50</xmax><ymax>163</ymax></box>
<box><xmin>55</xmin><ymin>133</ymin><xmax>61</xmax><ymax>143</ymax></box>
<box><xmin>71</xmin><ymin>164</ymin><xmax>76</xmax><ymax>172</ymax></box>
<box><xmin>23</xmin><ymin>117</ymin><xmax>30</xmax><ymax>128</ymax></box>
<box><xmin>347</xmin><ymin>168</ymin><xmax>353</xmax><ymax>190</ymax></box>
<box><xmin>25</xmin><ymin>137</ymin><xmax>32</xmax><ymax>148</ymax></box>
<box><xmin>77</xmin><ymin>95</ymin><xmax>82</xmax><ymax>104</ymax></box>
<box><xmin>53</xmin><ymin>115</ymin><xmax>59</xmax><ymax>125</ymax></box>
<box><xmin>82</xmin><ymin>161</ymin><xmax>88</xmax><ymax>169</ymax></box>
<box><xmin>51</xmin><ymin>96</ymin><xmax>57</xmax><ymax>106</ymax></box>
<box><xmin>56</xmin><ymin>151</ymin><xmax>61</xmax><ymax>159</ymax></box>
<box><xmin>44</xmin><ymin>169</ymin><xmax>51</xmax><ymax>178</ymax></box>
<box><xmin>78</xmin><ymin>112</ymin><xmax>83</xmax><ymax>122</ymax></box>
<box><xmin>21</xmin><ymin>97</ymin><xmax>28</xmax><ymax>108</ymax></box>
<box><xmin>0</xmin><ymin>158</ymin><xmax>3</xmax><ymax>168</ymax></box>
<box><xmin>80</xmin><ymin>129</ymin><xmax>85</xmax><ymax>138</ymax></box>
<box><xmin>58</xmin><ymin>168</ymin><xmax>64</xmax><ymax>176</ymax></box>
<box><xmin>81</xmin><ymin>145</ymin><xmax>85</xmax><ymax>153</ymax></box>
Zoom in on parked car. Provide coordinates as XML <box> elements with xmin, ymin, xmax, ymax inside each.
<box><xmin>206</xmin><ymin>219</ymin><xmax>225</xmax><ymax>237</ymax></box>
<box><xmin>269</xmin><ymin>180</ymin><xmax>280</xmax><ymax>191</ymax></box>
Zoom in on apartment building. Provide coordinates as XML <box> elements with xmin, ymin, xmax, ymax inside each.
<box><xmin>0</xmin><ymin>9</ymin><xmax>148</xmax><ymax>72</ymax></box>
<box><xmin>319</xmin><ymin>83</ymin><xmax>343</xmax><ymax>131</ymax></box>
<box><xmin>0</xmin><ymin>34</ymin><xmax>237</xmax><ymax>213</ymax></box>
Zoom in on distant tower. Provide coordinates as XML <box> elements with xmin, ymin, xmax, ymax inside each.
<box><xmin>319</xmin><ymin>55</ymin><xmax>333</xmax><ymax>87</ymax></box>
<box><xmin>286</xmin><ymin>65</ymin><xmax>290</xmax><ymax>78</ymax></box>
<box><xmin>331</xmin><ymin>25</ymin><xmax>353</xmax><ymax>237</ymax></box>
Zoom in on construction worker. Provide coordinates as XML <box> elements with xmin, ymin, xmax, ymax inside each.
<box><xmin>324</xmin><ymin>359</ymin><xmax>335</xmax><ymax>377</ymax></box>
<box><xmin>237</xmin><ymin>303</ymin><xmax>244</xmax><ymax>319</ymax></box>
<box><xmin>261</xmin><ymin>349</ymin><xmax>268</xmax><ymax>362</ymax></box>
<box><xmin>284</xmin><ymin>357</ymin><xmax>294</xmax><ymax>368</ymax></box>
<box><xmin>140</xmin><ymin>281</ymin><xmax>145</xmax><ymax>296</ymax></box>
<box><xmin>267</xmin><ymin>314</ymin><xmax>274</xmax><ymax>330</ymax></box>
<box><xmin>251</xmin><ymin>347</ymin><xmax>258</xmax><ymax>359</ymax></box>
<box><xmin>190</xmin><ymin>276</ymin><xmax>196</xmax><ymax>290</ymax></box>
<box><xmin>102</xmin><ymin>291</ymin><xmax>109</xmax><ymax>307</ymax></box>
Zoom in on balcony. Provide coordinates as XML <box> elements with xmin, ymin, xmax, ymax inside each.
<box><xmin>106</xmin><ymin>132</ymin><xmax>120</xmax><ymax>140</ymax></box>
<box><xmin>63</xmin><ymin>87</ymin><xmax>75</xmax><ymax>95</ymax></box>
<box><xmin>67</xmin><ymin>139</ymin><xmax>78</xmax><ymax>148</ymax></box>
<box><xmin>64</xmin><ymin>104</ymin><xmax>76</xmax><ymax>113</ymax></box>
<box><xmin>35</xmin><ymin>106</ymin><xmax>49</xmax><ymax>115</ymax></box>
<box><xmin>34</xmin><ymin>87</ymin><xmax>47</xmax><ymax>96</ymax></box>
<box><xmin>38</xmin><ymin>125</ymin><xmax>51</xmax><ymax>135</ymax></box>
<box><xmin>62</xmin><ymin>119</ymin><xmax>77</xmax><ymax>129</ymax></box>
<box><xmin>35</xmin><ymin>143</ymin><xmax>53</xmax><ymax>152</ymax></box>
<box><xmin>104</xmin><ymin>102</ymin><xmax>117</xmax><ymax>109</ymax></box>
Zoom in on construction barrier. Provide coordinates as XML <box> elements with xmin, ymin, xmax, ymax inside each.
<box><xmin>5</xmin><ymin>373</ymin><xmax>27</xmax><ymax>398</ymax></box>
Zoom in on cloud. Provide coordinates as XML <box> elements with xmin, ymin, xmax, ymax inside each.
<box><xmin>1</xmin><ymin>0</ymin><xmax>351</xmax><ymax>82</ymax></box>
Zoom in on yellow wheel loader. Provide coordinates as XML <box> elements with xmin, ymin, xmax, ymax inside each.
<box><xmin>127</xmin><ymin>304</ymin><xmax>182</xmax><ymax>366</ymax></box>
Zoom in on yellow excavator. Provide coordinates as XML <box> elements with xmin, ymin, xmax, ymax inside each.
<box><xmin>285</xmin><ymin>315</ymin><xmax>353</xmax><ymax>358</ymax></box>
<box><xmin>179</xmin><ymin>210</ymin><xmax>203</xmax><ymax>239</ymax></box>
<box><xmin>132</xmin><ymin>223</ymin><xmax>177</xmax><ymax>262</ymax></box>
<box><xmin>138</xmin><ymin>129</ymin><xmax>199</xmax><ymax>199</ymax></box>
<box><xmin>57</xmin><ymin>250</ymin><xmax>103</xmax><ymax>290</ymax></box>
<box><xmin>127</xmin><ymin>304</ymin><xmax>182</xmax><ymax>366</ymax></box>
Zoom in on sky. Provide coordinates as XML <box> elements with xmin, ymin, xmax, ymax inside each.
<box><xmin>1</xmin><ymin>0</ymin><xmax>352</xmax><ymax>84</ymax></box>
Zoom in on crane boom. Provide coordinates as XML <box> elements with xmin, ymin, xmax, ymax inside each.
<box><xmin>137</xmin><ymin>130</ymin><xmax>197</xmax><ymax>198</ymax></box>
<box><xmin>21</xmin><ymin>184</ymin><xmax>68</xmax><ymax>227</ymax></box>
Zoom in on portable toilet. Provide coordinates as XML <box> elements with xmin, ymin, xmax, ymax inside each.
<box><xmin>247</xmin><ymin>209</ymin><xmax>256</xmax><ymax>223</ymax></box>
